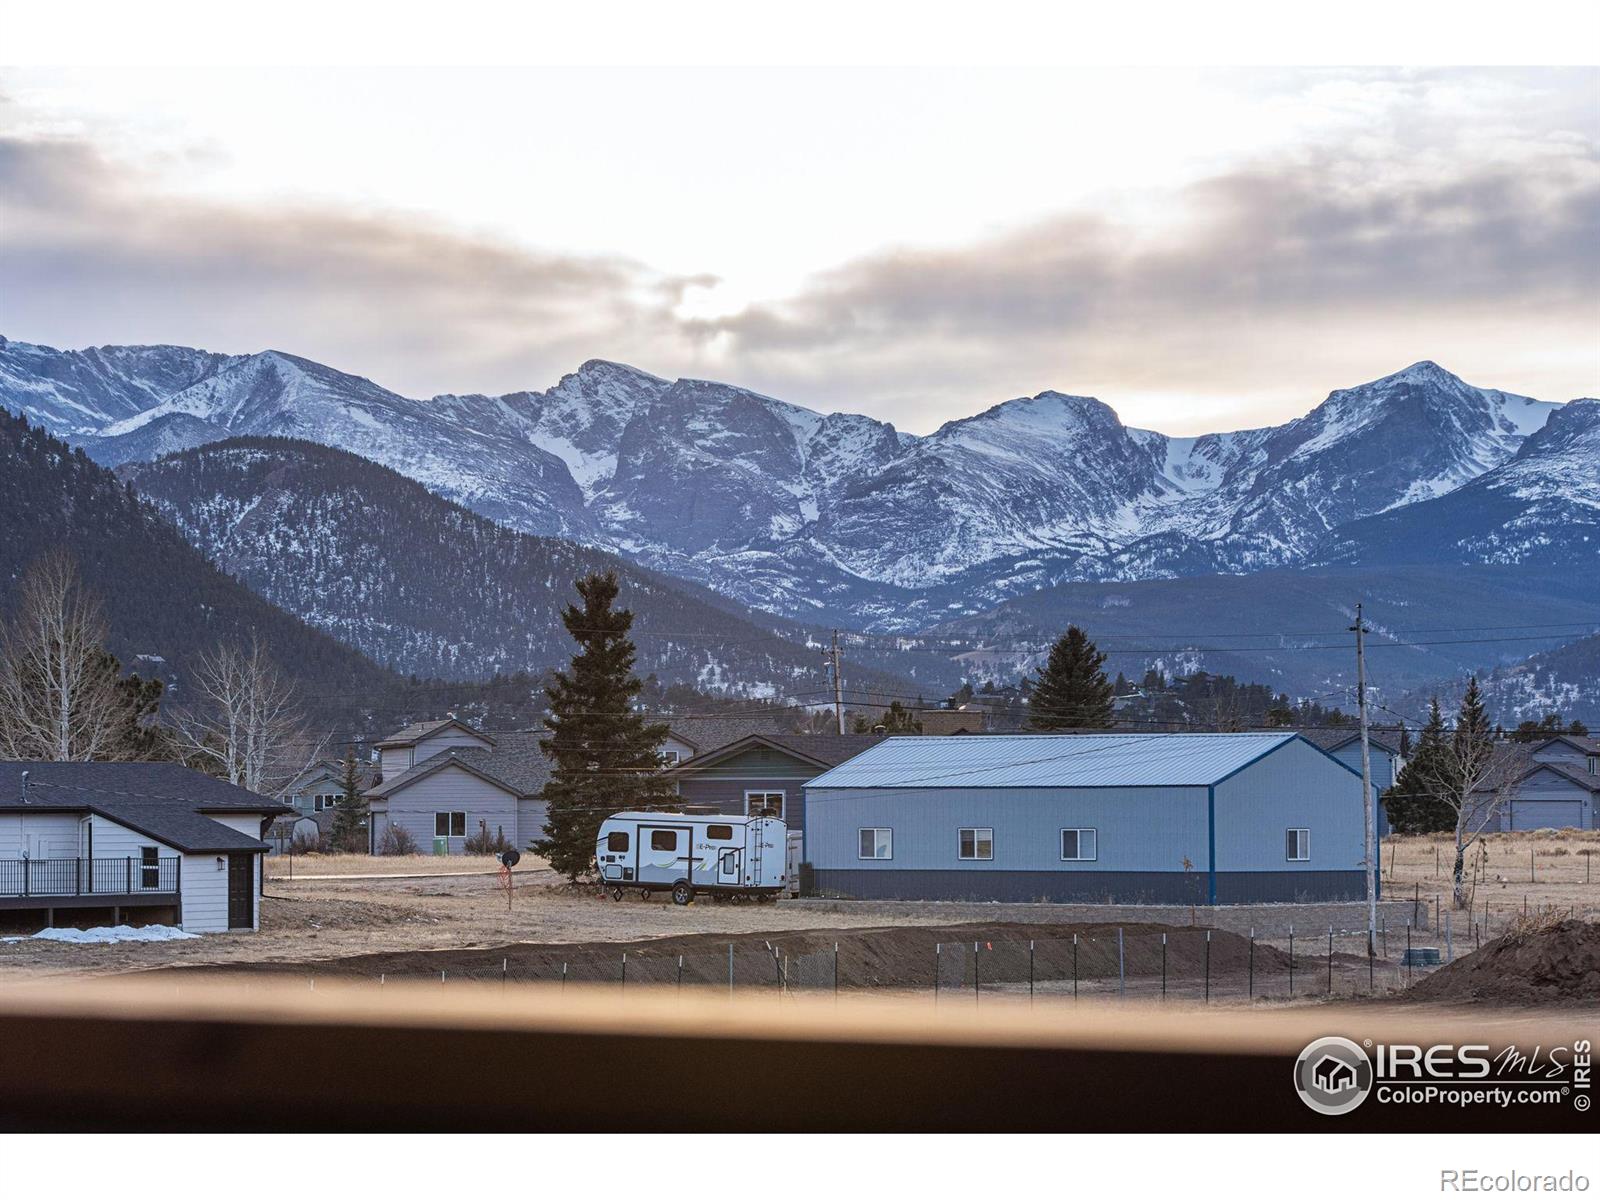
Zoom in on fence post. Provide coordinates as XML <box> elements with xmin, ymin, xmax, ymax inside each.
<box><xmin>1445</xmin><ymin>912</ymin><xmax>1453</xmax><ymax>964</ymax></box>
<box><xmin>1028</xmin><ymin>939</ymin><xmax>1035</xmax><ymax>1005</ymax></box>
<box><xmin>1247</xmin><ymin>929</ymin><xmax>1254</xmax><ymax>999</ymax></box>
<box><xmin>728</xmin><ymin>943</ymin><xmax>734</xmax><ymax>996</ymax></box>
<box><xmin>934</xmin><ymin>943</ymin><xmax>940</xmax><ymax>1006</ymax></box>
<box><xmin>973</xmin><ymin>941</ymin><xmax>980</xmax><ymax>1005</ymax></box>
<box><xmin>1117</xmin><ymin>927</ymin><xmax>1125</xmax><ymax>1000</ymax></box>
<box><xmin>502</xmin><ymin>957</ymin><xmax>507</xmax><ymax>989</ymax></box>
<box><xmin>562</xmin><ymin>961</ymin><xmax>568</xmax><ymax>991</ymax></box>
<box><xmin>678</xmin><ymin>955</ymin><xmax>684</xmax><ymax>992</ymax></box>
<box><xmin>1204</xmin><ymin>930</ymin><xmax>1211</xmax><ymax>1004</ymax></box>
<box><xmin>1405</xmin><ymin>923</ymin><xmax>1411</xmax><ymax>984</ymax></box>
<box><xmin>621</xmin><ymin>952</ymin><xmax>627</xmax><ymax>990</ymax></box>
<box><xmin>1072</xmin><ymin>934</ymin><xmax>1078</xmax><ymax>1002</ymax></box>
<box><xmin>1413</xmin><ymin>882</ymin><xmax>1419</xmax><ymax>926</ymax></box>
<box><xmin>833</xmin><ymin>943</ymin><xmax>839</xmax><ymax>1001</ymax></box>
<box><xmin>1289</xmin><ymin>925</ymin><xmax>1295</xmax><ymax>996</ymax></box>
<box><xmin>1368</xmin><ymin>936</ymin><xmax>1374</xmax><ymax>992</ymax></box>
<box><xmin>1434</xmin><ymin>893</ymin><xmax>1441</xmax><ymax>932</ymax></box>
<box><xmin>1326</xmin><ymin>926</ymin><xmax>1333</xmax><ymax>995</ymax></box>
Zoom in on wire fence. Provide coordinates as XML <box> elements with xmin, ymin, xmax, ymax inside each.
<box><xmin>256</xmin><ymin>919</ymin><xmax>1482</xmax><ymax>1004</ymax></box>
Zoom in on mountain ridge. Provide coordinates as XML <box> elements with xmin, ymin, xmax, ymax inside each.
<box><xmin>1</xmin><ymin>336</ymin><xmax>1580</xmax><ymax>631</ymax></box>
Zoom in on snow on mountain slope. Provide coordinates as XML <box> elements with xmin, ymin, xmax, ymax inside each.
<box><xmin>1316</xmin><ymin>397</ymin><xmax>1600</xmax><ymax>568</ymax></box>
<box><xmin>1</xmin><ymin>337</ymin><xmax>1578</xmax><ymax>631</ymax></box>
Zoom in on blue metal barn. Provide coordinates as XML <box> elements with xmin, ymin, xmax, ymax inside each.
<box><xmin>802</xmin><ymin>732</ymin><xmax>1377</xmax><ymax>904</ymax></box>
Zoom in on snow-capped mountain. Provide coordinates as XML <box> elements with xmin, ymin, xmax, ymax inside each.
<box><xmin>1316</xmin><ymin>397</ymin><xmax>1600</xmax><ymax>568</ymax></box>
<box><xmin>1</xmin><ymin>336</ymin><xmax>1581</xmax><ymax>631</ymax></box>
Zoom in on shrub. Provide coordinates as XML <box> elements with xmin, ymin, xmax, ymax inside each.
<box><xmin>379</xmin><ymin>825</ymin><xmax>418</xmax><ymax>856</ymax></box>
<box><xmin>463</xmin><ymin>820</ymin><xmax>513</xmax><ymax>856</ymax></box>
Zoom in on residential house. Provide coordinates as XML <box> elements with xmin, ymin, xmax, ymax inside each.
<box><xmin>1298</xmin><ymin>728</ymin><xmax>1405</xmax><ymax>837</ymax></box>
<box><xmin>802</xmin><ymin>732</ymin><xmax>1376</xmax><ymax>904</ymax></box>
<box><xmin>0</xmin><ymin>761</ymin><xmax>288</xmax><ymax>933</ymax></box>
<box><xmin>277</xmin><ymin>758</ymin><xmax>379</xmax><ymax>816</ymax></box>
<box><xmin>663</xmin><ymin>732</ymin><xmax>886</xmax><ymax>847</ymax></box>
<box><xmin>364</xmin><ymin>719</ymin><xmax>549</xmax><ymax>854</ymax></box>
<box><xmin>1479</xmin><ymin>736</ymin><xmax>1598</xmax><ymax>831</ymax></box>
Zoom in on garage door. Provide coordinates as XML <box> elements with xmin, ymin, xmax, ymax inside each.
<box><xmin>1508</xmin><ymin>801</ymin><xmax>1586</xmax><ymax>831</ymax></box>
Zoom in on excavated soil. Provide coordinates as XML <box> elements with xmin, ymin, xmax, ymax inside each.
<box><xmin>1404</xmin><ymin>919</ymin><xmax>1600</xmax><ymax>1007</ymax></box>
<box><xmin>144</xmin><ymin>920</ymin><xmax>1310</xmax><ymax>991</ymax></box>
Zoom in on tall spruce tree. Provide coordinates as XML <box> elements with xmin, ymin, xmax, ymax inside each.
<box><xmin>330</xmin><ymin>747</ymin><xmax>369</xmax><ymax>853</ymax></box>
<box><xmin>1027</xmin><ymin>625</ymin><xmax>1114</xmax><ymax>731</ymax></box>
<box><xmin>1381</xmin><ymin>696</ymin><xmax>1455</xmax><ymax>833</ymax></box>
<box><xmin>534</xmin><ymin>572</ymin><xmax>673</xmax><ymax>880</ymax></box>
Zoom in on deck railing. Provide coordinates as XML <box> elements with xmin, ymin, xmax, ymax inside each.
<box><xmin>0</xmin><ymin>857</ymin><xmax>181</xmax><ymax>898</ymax></box>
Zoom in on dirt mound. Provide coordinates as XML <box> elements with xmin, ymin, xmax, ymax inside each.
<box><xmin>1405</xmin><ymin>919</ymin><xmax>1600</xmax><ymax>1006</ymax></box>
<box><xmin>149</xmin><ymin>921</ymin><xmax>1296</xmax><ymax>990</ymax></box>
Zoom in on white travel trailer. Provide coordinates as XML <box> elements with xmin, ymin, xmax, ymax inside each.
<box><xmin>595</xmin><ymin>811</ymin><xmax>787</xmax><ymax>904</ymax></box>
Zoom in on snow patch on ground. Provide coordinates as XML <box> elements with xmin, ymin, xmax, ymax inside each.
<box><xmin>2</xmin><ymin>924</ymin><xmax>199</xmax><ymax>944</ymax></box>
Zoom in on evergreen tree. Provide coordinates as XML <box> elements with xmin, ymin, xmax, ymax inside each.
<box><xmin>1026</xmin><ymin>625</ymin><xmax>1114</xmax><ymax>730</ymax></box>
<box><xmin>1382</xmin><ymin>697</ymin><xmax>1454</xmax><ymax>833</ymax></box>
<box><xmin>854</xmin><ymin>700</ymin><xmax>922</xmax><ymax>734</ymax></box>
<box><xmin>330</xmin><ymin>747</ymin><xmax>369</xmax><ymax>853</ymax></box>
<box><xmin>534</xmin><ymin>573</ymin><xmax>673</xmax><ymax>880</ymax></box>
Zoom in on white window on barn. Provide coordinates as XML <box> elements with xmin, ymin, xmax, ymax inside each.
<box><xmin>858</xmin><ymin>828</ymin><xmax>892</xmax><ymax>860</ymax></box>
<box><xmin>746</xmin><ymin>791</ymin><xmax>784</xmax><ymax>820</ymax></box>
<box><xmin>1286</xmin><ymin>828</ymin><xmax>1310</xmax><ymax>861</ymax></box>
<box><xmin>958</xmin><ymin>827</ymin><xmax>993</xmax><ymax>861</ymax></box>
<box><xmin>1060</xmin><ymin>828</ymin><xmax>1098</xmax><ymax>861</ymax></box>
<box><xmin>660</xmin><ymin>749</ymin><xmax>680</xmax><ymax>766</ymax></box>
<box><xmin>435</xmin><ymin>812</ymin><xmax>467</xmax><ymax>838</ymax></box>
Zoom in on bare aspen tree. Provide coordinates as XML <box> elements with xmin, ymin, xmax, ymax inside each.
<box><xmin>177</xmin><ymin>637</ymin><xmax>321</xmax><ymax>794</ymax></box>
<box><xmin>0</xmin><ymin>553</ymin><xmax>127</xmax><ymax>760</ymax></box>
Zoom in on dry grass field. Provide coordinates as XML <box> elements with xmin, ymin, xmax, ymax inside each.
<box><xmin>264</xmin><ymin>852</ymin><xmax>545</xmax><ymax>879</ymax></box>
<box><xmin>1382</xmin><ymin>829</ymin><xmax>1600</xmax><ymax>924</ymax></box>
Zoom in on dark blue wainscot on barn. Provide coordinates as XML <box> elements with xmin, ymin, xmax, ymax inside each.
<box><xmin>802</xmin><ymin>733</ymin><xmax>1376</xmax><ymax>904</ymax></box>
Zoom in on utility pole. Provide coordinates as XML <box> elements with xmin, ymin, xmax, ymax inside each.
<box><xmin>1350</xmin><ymin>602</ymin><xmax>1377</xmax><ymax>957</ymax></box>
<box><xmin>829</xmin><ymin>630</ymin><xmax>845</xmax><ymax>735</ymax></box>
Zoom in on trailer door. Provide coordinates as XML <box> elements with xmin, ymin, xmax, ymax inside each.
<box><xmin>636</xmin><ymin>824</ymin><xmax>692</xmax><ymax>886</ymax></box>
<box><xmin>717</xmin><ymin>846</ymin><xmax>742</xmax><ymax>885</ymax></box>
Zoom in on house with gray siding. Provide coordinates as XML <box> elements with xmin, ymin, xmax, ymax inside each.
<box><xmin>664</xmin><ymin>733</ymin><xmax>885</xmax><ymax>842</ymax></box>
<box><xmin>802</xmin><ymin>732</ymin><xmax>1375</xmax><ymax>904</ymax></box>
<box><xmin>1299</xmin><ymin>728</ymin><xmax>1404</xmax><ymax>837</ymax></box>
<box><xmin>1474</xmin><ymin>738</ymin><xmax>1598</xmax><ymax>832</ymax></box>
<box><xmin>277</xmin><ymin>758</ymin><xmax>379</xmax><ymax>817</ymax></box>
<box><xmin>1</xmin><ymin>762</ymin><xmax>288</xmax><ymax>933</ymax></box>
<box><xmin>364</xmin><ymin>720</ymin><xmax>549</xmax><ymax>854</ymax></box>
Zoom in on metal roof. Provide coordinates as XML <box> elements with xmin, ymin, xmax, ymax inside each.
<box><xmin>804</xmin><ymin>733</ymin><xmax>1307</xmax><ymax>790</ymax></box>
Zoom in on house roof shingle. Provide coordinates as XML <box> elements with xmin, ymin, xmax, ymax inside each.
<box><xmin>376</xmin><ymin>718</ymin><xmax>495</xmax><ymax>749</ymax></box>
<box><xmin>365</xmin><ymin>730</ymin><xmax>550</xmax><ymax>800</ymax></box>
<box><xmin>0</xmin><ymin>761</ymin><xmax>290</xmax><ymax>852</ymax></box>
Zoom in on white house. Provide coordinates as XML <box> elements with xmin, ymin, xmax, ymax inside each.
<box><xmin>0</xmin><ymin>761</ymin><xmax>289</xmax><ymax>933</ymax></box>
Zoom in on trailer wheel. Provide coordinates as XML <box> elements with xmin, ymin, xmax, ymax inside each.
<box><xmin>610</xmin><ymin>887</ymin><xmax>624</xmax><ymax>902</ymax></box>
<box><xmin>671</xmin><ymin>881</ymin><xmax>694</xmax><ymax>906</ymax></box>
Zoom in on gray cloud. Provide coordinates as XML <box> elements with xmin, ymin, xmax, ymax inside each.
<box><xmin>2</xmin><ymin>123</ymin><xmax>1596</xmax><ymax>431</ymax></box>
<box><xmin>0</xmin><ymin>134</ymin><xmax>685</xmax><ymax>397</ymax></box>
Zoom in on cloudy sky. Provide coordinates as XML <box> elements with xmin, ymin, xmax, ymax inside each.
<box><xmin>1</xmin><ymin>65</ymin><xmax>1596</xmax><ymax>433</ymax></box>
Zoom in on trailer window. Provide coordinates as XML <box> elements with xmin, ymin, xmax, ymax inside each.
<box><xmin>650</xmin><ymin>830</ymin><xmax>677</xmax><ymax>851</ymax></box>
<box><xmin>958</xmin><ymin>828</ymin><xmax>993</xmax><ymax>861</ymax></box>
<box><xmin>606</xmin><ymin>831</ymin><xmax>629</xmax><ymax>853</ymax></box>
<box><xmin>706</xmin><ymin>824</ymin><xmax>734</xmax><ymax>841</ymax></box>
<box><xmin>858</xmin><ymin>828</ymin><xmax>892</xmax><ymax>859</ymax></box>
